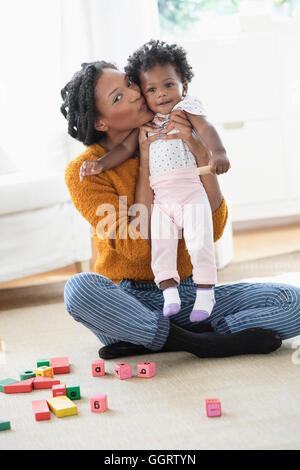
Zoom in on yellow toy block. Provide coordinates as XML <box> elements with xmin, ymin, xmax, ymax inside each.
<box><xmin>35</xmin><ymin>366</ymin><xmax>54</xmax><ymax>378</ymax></box>
<box><xmin>47</xmin><ymin>396</ymin><xmax>78</xmax><ymax>418</ymax></box>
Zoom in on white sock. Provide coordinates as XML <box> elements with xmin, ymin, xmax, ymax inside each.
<box><xmin>163</xmin><ymin>287</ymin><xmax>181</xmax><ymax>317</ymax></box>
<box><xmin>190</xmin><ymin>287</ymin><xmax>216</xmax><ymax>322</ymax></box>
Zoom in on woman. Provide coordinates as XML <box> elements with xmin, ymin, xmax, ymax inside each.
<box><xmin>61</xmin><ymin>60</ymin><xmax>299</xmax><ymax>359</ymax></box>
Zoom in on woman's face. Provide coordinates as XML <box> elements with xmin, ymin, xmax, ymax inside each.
<box><xmin>94</xmin><ymin>68</ymin><xmax>154</xmax><ymax>133</ymax></box>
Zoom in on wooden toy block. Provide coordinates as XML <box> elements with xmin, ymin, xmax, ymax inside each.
<box><xmin>47</xmin><ymin>396</ymin><xmax>78</xmax><ymax>418</ymax></box>
<box><xmin>137</xmin><ymin>362</ymin><xmax>156</xmax><ymax>378</ymax></box>
<box><xmin>50</xmin><ymin>356</ymin><xmax>70</xmax><ymax>374</ymax></box>
<box><xmin>36</xmin><ymin>358</ymin><xmax>51</xmax><ymax>368</ymax></box>
<box><xmin>205</xmin><ymin>398</ymin><xmax>222</xmax><ymax>417</ymax></box>
<box><xmin>115</xmin><ymin>363</ymin><xmax>132</xmax><ymax>380</ymax></box>
<box><xmin>35</xmin><ymin>366</ymin><xmax>54</xmax><ymax>378</ymax></box>
<box><xmin>90</xmin><ymin>394</ymin><xmax>108</xmax><ymax>413</ymax></box>
<box><xmin>4</xmin><ymin>378</ymin><xmax>35</xmax><ymax>394</ymax></box>
<box><xmin>66</xmin><ymin>384</ymin><xmax>81</xmax><ymax>400</ymax></box>
<box><xmin>52</xmin><ymin>384</ymin><xmax>67</xmax><ymax>397</ymax></box>
<box><xmin>0</xmin><ymin>421</ymin><xmax>11</xmax><ymax>431</ymax></box>
<box><xmin>32</xmin><ymin>400</ymin><xmax>51</xmax><ymax>421</ymax></box>
<box><xmin>33</xmin><ymin>377</ymin><xmax>60</xmax><ymax>389</ymax></box>
<box><xmin>20</xmin><ymin>370</ymin><xmax>36</xmax><ymax>381</ymax></box>
<box><xmin>92</xmin><ymin>359</ymin><xmax>105</xmax><ymax>377</ymax></box>
<box><xmin>0</xmin><ymin>378</ymin><xmax>18</xmax><ymax>392</ymax></box>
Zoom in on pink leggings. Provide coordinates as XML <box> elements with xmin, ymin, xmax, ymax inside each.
<box><xmin>149</xmin><ymin>166</ymin><xmax>217</xmax><ymax>288</ymax></box>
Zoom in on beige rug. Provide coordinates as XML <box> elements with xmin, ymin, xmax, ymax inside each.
<box><xmin>1</xmin><ymin>269</ymin><xmax>300</xmax><ymax>450</ymax></box>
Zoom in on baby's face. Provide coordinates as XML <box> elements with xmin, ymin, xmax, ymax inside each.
<box><xmin>139</xmin><ymin>63</ymin><xmax>187</xmax><ymax>115</ymax></box>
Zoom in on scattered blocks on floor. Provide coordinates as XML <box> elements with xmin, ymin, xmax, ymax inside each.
<box><xmin>33</xmin><ymin>377</ymin><xmax>60</xmax><ymax>389</ymax></box>
<box><xmin>115</xmin><ymin>363</ymin><xmax>132</xmax><ymax>380</ymax></box>
<box><xmin>20</xmin><ymin>370</ymin><xmax>36</xmax><ymax>381</ymax></box>
<box><xmin>3</xmin><ymin>378</ymin><xmax>35</xmax><ymax>394</ymax></box>
<box><xmin>32</xmin><ymin>400</ymin><xmax>51</xmax><ymax>421</ymax></box>
<box><xmin>47</xmin><ymin>396</ymin><xmax>78</xmax><ymax>418</ymax></box>
<box><xmin>35</xmin><ymin>366</ymin><xmax>54</xmax><ymax>379</ymax></box>
<box><xmin>137</xmin><ymin>362</ymin><xmax>156</xmax><ymax>378</ymax></box>
<box><xmin>92</xmin><ymin>360</ymin><xmax>105</xmax><ymax>377</ymax></box>
<box><xmin>90</xmin><ymin>394</ymin><xmax>108</xmax><ymax>413</ymax></box>
<box><xmin>66</xmin><ymin>384</ymin><xmax>81</xmax><ymax>400</ymax></box>
<box><xmin>0</xmin><ymin>420</ymin><xmax>11</xmax><ymax>431</ymax></box>
<box><xmin>50</xmin><ymin>357</ymin><xmax>70</xmax><ymax>374</ymax></box>
<box><xmin>52</xmin><ymin>384</ymin><xmax>67</xmax><ymax>397</ymax></box>
<box><xmin>205</xmin><ymin>398</ymin><xmax>222</xmax><ymax>417</ymax></box>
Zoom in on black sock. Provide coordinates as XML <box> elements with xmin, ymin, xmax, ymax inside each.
<box><xmin>164</xmin><ymin>323</ymin><xmax>282</xmax><ymax>358</ymax></box>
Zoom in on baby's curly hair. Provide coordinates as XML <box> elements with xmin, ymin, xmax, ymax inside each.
<box><xmin>60</xmin><ymin>61</ymin><xmax>118</xmax><ymax>146</ymax></box>
<box><xmin>125</xmin><ymin>39</ymin><xmax>194</xmax><ymax>86</ymax></box>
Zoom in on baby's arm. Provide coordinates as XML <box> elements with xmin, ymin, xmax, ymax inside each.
<box><xmin>80</xmin><ymin>128</ymin><xmax>139</xmax><ymax>180</ymax></box>
<box><xmin>185</xmin><ymin>114</ymin><xmax>230</xmax><ymax>175</ymax></box>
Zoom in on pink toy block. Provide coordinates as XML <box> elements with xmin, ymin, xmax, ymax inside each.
<box><xmin>90</xmin><ymin>394</ymin><xmax>108</xmax><ymax>413</ymax></box>
<box><xmin>137</xmin><ymin>361</ymin><xmax>156</xmax><ymax>378</ymax></box>
<box><xmin>205</xmin><ymin>398</ymin><xmax>222</xmax><ymax>417</ymax></box>
<box><xmin>4</xmin><ymin>378</ymin><xmax>35</xmax><ymax>394</ymax></box>
<box><xmin>32</xmin><ymin>400</ymin><xmax>51</xmax><ymax>421</ymax></box>
<box><xmin>33</xmin><ymin>377</ymin><xmax>60</xmax><ymax>389</ymax></box>
<box><xmin>50</xmin><ymin>356</ymin><xmax>70</xmax><ymax>374</ymax></box>
<box><xmin>92</xmin><ymin>360</ymin><xmax>105</xmax><ymax>377</ymax></box>
<box><xmin>52</xmin><ymin>384</ymin><xmax>67</xmax><ymax>397</ymax></box>
<box><xmin>115</xmin><ymin>363</ymin><xmax>132</xmax><ymax>380</ymax></box>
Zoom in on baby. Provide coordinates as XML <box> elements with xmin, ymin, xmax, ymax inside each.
<box><xmin>80</xmin><ymin>40</ymin><xmax>230</xmax><ymax>322</ymax></box>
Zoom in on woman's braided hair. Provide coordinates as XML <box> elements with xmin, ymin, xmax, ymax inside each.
<box><xmin>124</xmin><ymin>39</ymin><xmax>194</xmax><ymax>86</ymax></box>
<box><xmin>60</xmin><ymin>61</ymin><xmax>118</xmax><ymax>146</ymax></box>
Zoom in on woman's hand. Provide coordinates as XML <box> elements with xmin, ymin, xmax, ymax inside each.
<box><xmin>138</xmin><ymin>122</ymin><xmax>164</xmax><ymax>168</ymax></box>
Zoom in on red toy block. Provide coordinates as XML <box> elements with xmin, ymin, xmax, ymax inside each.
<box><xmin>50</xmin><ymin>356</ymin><xmax>70</xmax><ymax>374</ymax></box>
<box><xmin>90</xmin><ymin>394</ymin><xmax>108</xmax><ymax>413</ymax></box>
<box><xmin>92</xmin><ymin>360</ymin><xmax>105</xmax><ymax>377</ymax></box>
<box><xmin>205</xmin><ymin>398</ymin><xmax>222</xmax><ymax>417</ymax></box>
<box><xmin>52</xmin><ymin>384</ymin><xmax>67</xmax><ymax>397</ymax></box>
<box><xmin>32</xmin><ymin>400</ymin><xmax>51</xmax><ymax>421</ymax></box>
<box><xmin>137</xmin><ymin>361</ymin><xmax>156</xmax><ymax>378</ymax></box>
<box><xmin>115</xmin><ymin>363</ymin><xmax>132</xmax><ymax>380</ymax></box>
<box><xmin>4</xmin><ymin>378</ymin><xmax>35</xmax><ymax>394</ymax></box>
<box><xmin>33</xmin><ymin>377</ymin><xmax>60</xmax><ymax>390</ymax></box>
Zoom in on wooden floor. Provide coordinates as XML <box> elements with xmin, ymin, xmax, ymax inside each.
<box><xmin>1</xmin><ymin>222</ymin><xmax>300</xmax><ymax>291</ymax></box>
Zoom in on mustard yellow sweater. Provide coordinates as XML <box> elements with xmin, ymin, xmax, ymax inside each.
<box><xmin>64</xmin><ymin>143</ymin><xmax>228</xmax><ymax>285</ymax></box>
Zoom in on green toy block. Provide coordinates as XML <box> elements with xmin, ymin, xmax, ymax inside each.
<box><xmin>20</xmin><ymin>370</ymin><xmax>36</xmax><ymax>381</ymax></box>
<box><xmin>0</xmin><ymin>421</ymin><xmax>11</xmax><ymax>431</ymax></box>
<box><xmin>0</xmin><ymin>378</ymin><xmax>18</xmax><ymax>392</ymax></box>
<box><xmin>66</xmin><ymin>384</ymin><xmax>81</xmax><ymax>400</ymax></box>
<box><xmin>36</xmin><ymin>359</ymin><xmax>51</xmax><ymax>368</ymax></box>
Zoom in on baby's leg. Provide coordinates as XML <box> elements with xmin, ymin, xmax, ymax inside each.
<box><xmin>151</xmin><ymin>203</ymin><xmax>181</xmax><ymax>317</ymax></box>
<box><xmin>181</xmin><ymin>186</ymin><xmax>217</xmax><ymax>322</ymax></box>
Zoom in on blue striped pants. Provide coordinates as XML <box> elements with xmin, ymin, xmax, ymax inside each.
<box><xmin>64</xmin><ymin>273</ymin><xmax>300</xmax><ymax>350</ymax></box>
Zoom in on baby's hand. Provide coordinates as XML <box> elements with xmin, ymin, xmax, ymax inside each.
<box><xmin>79</xmin><ymin>160</ymin><xmax>105</xmax><ymax>181</ymax></box>
<box><xmin>210</xmin><ymin>152</ymin><xmax>231</xmax><ymax>175</ymax></box>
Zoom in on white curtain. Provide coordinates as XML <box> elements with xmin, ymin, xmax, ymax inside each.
<box><xmin>0</xmin><ymin>0</ymin><xmax>160</xmax><ymax>172</ymax></box>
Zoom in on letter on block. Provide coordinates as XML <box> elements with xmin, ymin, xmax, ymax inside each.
<box><xmin>90</xmin><ymin>394</ymin><xmax>108</xmax><ymax>413</ymax></box>
<box><xmin>52</xmin><ymin>384</ymin><xmax>67</xmax><ymax>397</ymax></box>
<box><xmin>114</xmin><ymin>363</ymin><xmax>132</xmax><ymax>380</ymax></box>
<box><xmin>137</xmin><ymin>362</ymin><xmax>156</xmax><ymax>378</ymax></box>
<box><xmin>47</xmin><ymin>396</ymin><xmax>78</xmax><ymax>418</ymax></box>
<box><xmin>50</xmin><ymin>357</ymin><xmax>70</xmax><ymax>374</ymax></box>
<box><xmin>32</xmin><ymin>400</ymin><xmax>51</xmax><ymax>421</ymax></box>
<box><xmin>205</xmin><ymin>398</ymin><xmax>222</xmax><ymax>417</ymax></box>
<box><xmin>35</xmin><ymin>366</ymin><xmax>54</xmax><ymax>378</ymax></box>
<box><xmin>66</xmin><ymin>384</ymin><xmax>80</xmax><ymax>400</ymax></box>
<box><xmin>92</xmin><ymin>360</ymin><xmax>105</xmax><ymax>377</ymax></box>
